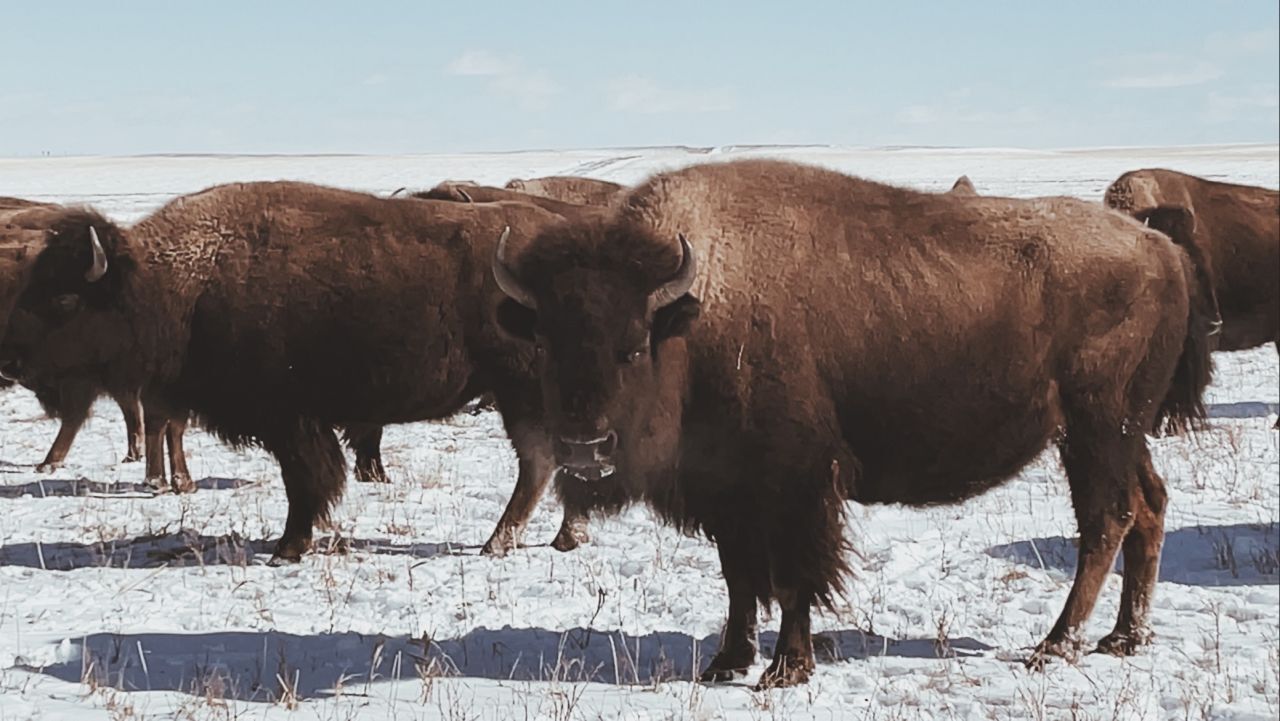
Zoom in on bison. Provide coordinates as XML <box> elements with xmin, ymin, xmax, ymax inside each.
<box><xmin>0</xmin><ymin>199</ymin><xmax>168</xmax><ymax>477</ymax></box>
<box><xmin>1105</xmin><ymin>168</ymin><xmax>1278</xmax><ymax>357</ymax></box>
<box><xmin>491</xmin><ymin>159</ymin><xmax>1214</xmax><ymax>687</ymax></box>
<box><xmin>504</xmin><ymin>176</ymin><xmax>625</xmax><ymax>206</ymax></box>
<box><xmin>0</xmin><ymin>182</ymin><xmax>595</xmax><ymax>561</ymax></box>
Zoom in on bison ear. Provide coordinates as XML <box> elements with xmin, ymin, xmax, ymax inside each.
<box><xmin>652</xmin><ymin>294</ymin><xmax>700</xmax><ymax>343</ymax></box>
<box><xmin>496</xmin><ymin>298</ymin><xmax>537</xmax><ymax>342</ymax></box>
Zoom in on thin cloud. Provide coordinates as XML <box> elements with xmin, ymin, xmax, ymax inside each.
<box><xmin>898</xmin><ymin>103</ymin><xmax>1041</xmax><ymax>126</ymax></box>
<box><xmin>445</xmin><ymin>50</ymin><xmax>557</xmax><ymax>110</ymax></box>
<box><xmin>1104</xmin><ymin>60</ymin><xmax>1223</xmax><ymax>89</ymax></box>
<box><xmin>446</xmin><ymin>50</ymin><xmax>519</xmax><ymax>77</ymax></box>
<box><xmin>607</xmin><ymin>75</ymin><xmax>735</xmax><ymax>114</ymax></box>
<box><xmin>1205</xmin><ymin>86</ymin><xmax>1280</xmax><ymax>123</ymax></box>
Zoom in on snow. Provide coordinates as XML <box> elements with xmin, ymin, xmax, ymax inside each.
<box><xmin>0</xmin><ymin>145</ymin><xmax>1277</xmax><ymax>720</ymax></box>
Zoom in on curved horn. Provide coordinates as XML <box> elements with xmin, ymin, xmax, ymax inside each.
<box><xmin>648</xmin><ymin>234</ymin><xmax>697</xmax><ymax>310</ymax></box>
<box><xmin>492</xmin><ymin>226</ymin><xmax>537</xmax><ymax>309</ymax></box>
<box><xmin>85</xmin><ymin>226</ymin><xmax>108</xmax><ymax>282</ymax></box>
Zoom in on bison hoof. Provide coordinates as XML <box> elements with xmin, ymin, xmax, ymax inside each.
<box><xmin>144</xmin><ymin>476</ymin><xmax>169</xmax><ymax>493</ymax></box>
<box><xmin>1094</xmin><ymin>628</ymin><xmax>1153</xmax><ymax>657</ymax></box>
<box><xmin>755</xmin><ymin>653</ymin><xmax>814</xmax><ymax>689</ymax></box>
<box><xmin>269</xmin><ymin>537</ymin><xmax>311</xmax><ymax>566</ymax></box>
<box><xmin>699</xmin><ymin>650</ymin><xmax>755</xmax><ymax>683</ymax></box>
<box><xmin>1026</xmin><ymin>637</ymin><xmax>1084</xmax><ymax>669</ymax></box>
<box><xmin>480</xmin><ymin>529</ymin><xmax>519</xmax><ymax>557</ymax></box>
<box><xmin>550</xmin><ymin>525</ymin><xmax>590</xmax><ymax>553</ymax></box>
<box><xmin>354</xmin><ymin>466</ymin><xmax>390</xmax><ymax>484</ymax></box>
<box><xmin>35</xmin><ymin>462</ymin><xmax>60</xmax><ymax>474</ymax></box>
<box><xmin>170</xmin><ymin>474</ymin><xmax>196</xmax><ymax>494</ymax></box>
<box><xmin>121</xmin><ymin>453</ymin><xmax>143</xmax><ymax>464</ymax></box>
<box><xmin>699</xmin><ymin>665</ymin><xmax>749</xmax><ymax>683</ymax></box>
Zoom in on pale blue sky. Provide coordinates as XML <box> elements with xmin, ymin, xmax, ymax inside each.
<box><xmin>2</xmin><ymin>1</ymin><xmax>1277</xmax><ymax>155</ymax></box>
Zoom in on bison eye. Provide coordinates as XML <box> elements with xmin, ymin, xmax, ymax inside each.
<box><xmin>620</xmin><ymin>348</ymin><xmax>646</xmax><ymax>364</ymax></box>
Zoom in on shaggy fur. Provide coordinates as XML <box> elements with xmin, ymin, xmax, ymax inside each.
<box><xmin>0</xmin><ymin>182</ymin><xmax>590</xmax><ymax>561</ymax></box>
<box><xmin>414</xmin><ymin>182</ymin><xmax>603</xmax><ymax>219</ymax></box>
<box><xmin>500</xmin><ymin>159</ymin><xmax>1213</xmax><ymax>688</ymax></box>
<box><xmin>0</xmin><ymin>200</ymin><xmax>153</xmax><ymax>473</ymax></box>
<box><xmin>1106</xmin><ymin>168</ymin><xmax>1278</xmax><ymax>355</ymax></box>
<box><xmin>504</xmin><ymin>176</ymin><xmax>626</xmax><ymax>206</ymax></box>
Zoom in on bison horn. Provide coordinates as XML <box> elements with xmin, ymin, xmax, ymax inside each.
<box><xmin>648</xmin><ymin>234</ymin><xmax>697</xmax><ymax>310</ymax></box>
<box><xmin>492</xmin><ymin>226</ymin><xmax>537</xmax><ymax>309</ymax></box>
<box><xmin>85</xmin><ymin>226</ymin><xmax>108</xmax><ymax>282</ymax></box>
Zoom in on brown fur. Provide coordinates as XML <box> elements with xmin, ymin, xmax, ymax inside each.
<box><xmin>415</xmin><ymin>182</ymin><xmax>601</xmax><ymax>218</ymax></box>
<box><xmin>504</xmin><ymin>176</ymin><xmax>626</xmax><ymax>206</ymax></box>
<box><xmin>500</xmin><ymin>159</ymin><xmax>1212</xmax><ymax>687</ymax></box>
<box><xmin>0</xmin><ymin>200</ymin><xmax>152</xmax><ymax>473</ymax></box>
<box><xmin>0</xmin><ymin>182</ymin><xmax>591</xmax><ymax>561</ymax></box>
<box><xmin>947</xmin><ymin>175</ymin><xmax>977</xmax><ymax>196</ymax></box>
<box><xmin>1106</xmin><ymin>169</ymin><xmax>1279</xmax><ymax>354</ymax></box>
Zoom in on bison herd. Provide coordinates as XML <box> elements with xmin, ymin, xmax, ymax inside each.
<box><xmin>0</xmin><ymin>162</ymin><xmax>1276</xmax><ymax>688</ymax></box>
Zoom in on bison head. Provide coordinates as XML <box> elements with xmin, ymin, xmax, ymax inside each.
<box><xmin>492</xmin><ymin>224</ymin><xmax>700</xmax><ymax>481</ymax></box>
<box><xmin>0</xmin><ymin>212</ymin><xmax>131</xmax><ymax>383</ymax></box>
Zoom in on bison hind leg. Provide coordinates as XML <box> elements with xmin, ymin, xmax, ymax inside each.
<box><xmin>1030</xmin><ymin>401</ymin><xmax>1146</xmax><ymax>667</ymax></box>
<box><xmin>344</xmin><ymin>424</ymin><xmax>389</xmax><ymax>484</ymax></box>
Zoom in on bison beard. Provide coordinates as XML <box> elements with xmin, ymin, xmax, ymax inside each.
<box><xmin>497</xmin><ymin>159</ymin><xmax>1214</xmax><ymax>688</ymax></box>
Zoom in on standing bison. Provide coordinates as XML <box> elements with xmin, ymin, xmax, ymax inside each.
<box><xmin>492</xmin><ymin>159</ymin><xmax>1214</xmax><ymax>687</ymax></box>
<box><xmin>0</xmin><ymin>182</ymin><xmax>592</xmax><ymax>561</ymax></box>
<box><xmin>0</xmin><ymin>199</ymin><xmax>163</xmax><ymax>476</ymax></box>
<box><xmin>1105</xmin><ymin>168</ymin><xmax>1279</xmax><ymax>357</ymax></box>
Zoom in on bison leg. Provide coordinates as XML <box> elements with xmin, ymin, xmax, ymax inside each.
<box><xmin>550</xmin><ymin>503</ymin><xmax>592</xmax><ymax>552</ymax></box>
<box><xmin>112</xmin><ymin>390</ymin><xmax>145</xmax><ymax>463</ymax></box>
<box><xmin>1030</xmin><ymin>414</ymin><xmax>1139</xmax><ymax>667</ymax></box>
<box><xmin>757</xmin><ymin>589</ymin><xmax>815</xmax><ymax>689</ymax></box>
<box><xmin>1096</xmin><ymin>453</ymin><xmax>1166</xmax><ymax>656</ymax></box>
<box><xmin>36</xmin><ymin>381</ymin><xmax>96</xmax><ymax>473</ymax></box>
<box><xmin>142</xmin><ymin>408</ymin><xmax>171</xmax><ymax>491</ymax></box>
<box><xmin>700</xmin><ymin>524</ymin><xmax>761</xmax><ymax>682</ymax></box>
<box><xmin>166</xmin><ymin>415</ymin><xmax>194</xmax><ymax>494</ymax></box>
<box><xmin>482</xmin><ymin>422</ymin><xmax>557</xmax><ymax>556</ymax></box>
<box><xmin>266</xmin><ymin>420</ymin><xmax>346</xmax><ymax>565</ymax></box>
<box><xmin>344</xmin><ymin>424</ymin><xmax>389</xmax><ymax>484</ymax></box>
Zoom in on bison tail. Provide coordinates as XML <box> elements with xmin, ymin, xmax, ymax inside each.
<box><xmin>1146</xmin><ymin>207</ymin><xmax>1216</xmax><ymax>435</ymax></box>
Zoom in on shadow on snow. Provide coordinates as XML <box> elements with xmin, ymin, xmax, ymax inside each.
<box><xmin>987</xmin><ymin>522</ymin><xmax>1279</xmax><ymax>587</ymax></box>
<box><xmin>0</xmin><ymin>530</ymin><xmax>458</xmax><ymax>570</ymax></box>
<box><xmin>1206</xmin><ymin>401</ymin><xmax>1279</xmax><ymax>419</ymax></box>
<box><xmin>0</xmin><ymin>476</ymin><xmax>250</xmax><ymax>498</ymax></box>
<box><xmin>20</xmin><ymin>626</ymin><xmax>991</xmax><ymax>701</ymax></box>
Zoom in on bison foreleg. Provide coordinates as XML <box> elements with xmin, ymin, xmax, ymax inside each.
<box><xmin>113</xmin><ymin>390</ymin><xmax>145</xmax><ymax>463</ymax></box>
<box><xmin>266</xmin><ymin>419</ymin><xmax>346</xmax><ymax>565</ymax></box>
<box><xmin>549</xmin><ymin>505</ymin><xmax>592</xmax><ymax>552</ymax></box>
<box><xmin>165</xmin><ymin>414</ymin><xmax>194</xmax><ymax>494</ymax></box>
<box><xmin>700</xmin><ymin>523</ymin><xmax>761</xmax><ymax>682</ymax></box>
<box><xmin>482</xmin><ymin>423</ymin><xmax>556</xmax><ymax>556</ymax></box>
<box><xmin>37</xmin><ymin>382</ymin><xmax>96</xmax><ymax>474</ymax></box>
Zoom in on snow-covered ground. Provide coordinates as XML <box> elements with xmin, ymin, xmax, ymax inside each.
<box><xmin>0</xmin><ymin>145</ymin><xmax>1276</xmax><ymax>720</ymax></box>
